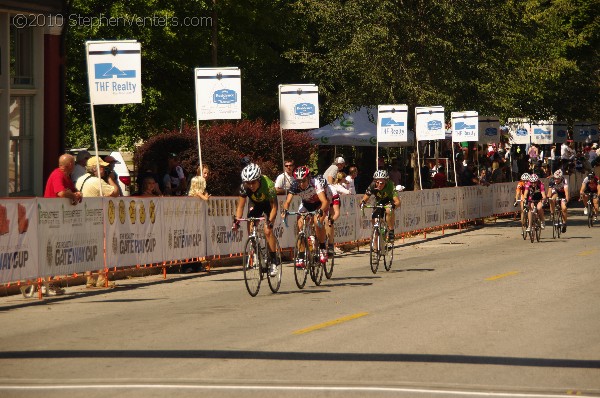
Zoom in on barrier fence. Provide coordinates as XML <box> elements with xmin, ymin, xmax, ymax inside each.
<box><xmin>0</xmin><ymin>173</ymin><xmax>585</xmax><ymax>286</ymax></box>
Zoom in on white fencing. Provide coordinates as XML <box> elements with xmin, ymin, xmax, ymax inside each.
<box><xmin>0</xmin><ymin>173</ymin><xmax>584</xmax><ymax>284</ymax></box>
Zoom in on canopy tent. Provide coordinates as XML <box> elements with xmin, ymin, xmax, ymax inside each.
<box><xmin>309</xmin><ymin>107</ymin><xmax>414</xmax><ymax>147</ymax></box>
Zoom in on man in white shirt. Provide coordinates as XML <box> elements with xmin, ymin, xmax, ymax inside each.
<box><xmin>275</xmin><ymin>159</ymin><xmax>296</xmax><ymax>194</ymax></box>
<box><xmin>324</xmin><ymin>156</ymin><xmax>345</xmax><ymax>184</ymax></box>
<box><xmin>71</xmin><ymin>150</ymin><xmax>90</xmax><ymax>184</ymax></box>
<box><xmin>75</xmin><ymin>156</ymin><xmax>120</xmax><ymax>198</ymax></box>
<box><xmin>345</xmin><ymin>166</ymin><xmax>358</xmax><ymax>195</ymax></box>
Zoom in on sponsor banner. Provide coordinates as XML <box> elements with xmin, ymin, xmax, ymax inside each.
<box><xmin>458</xmin><ymin>186</ymin><xmax>481</xmax><ymax>220</ymax></box>
<box><xmin>377</xmin><ymin>105</ymin><xmax>408</xmax><ymax>143</ymax></box>
<box><xmin>86</xmin><ymin>40</ymin><xmax>142</xmax><ymax>105</ymax></box>
<box><xmin>279</xmin><ymin>84</ymin><xmax>319</xmax><ymax>130</ymax></box>
<box><xmin>478</xmin><ymin>116</ymin><xmax>500</xmax><ymax>144</ymax></box>
<box><xmin>38</xmin><ymin>198</ymin><xmax>104</xmax><ymax>278</ymax></box>
<box><xmin>105</xmin><ymin>198</ymin><xmax>163</xmax><ymax>267</ymax></box>
<box><xmin>421</xmin><ymin>189</ymin><xmax>442</xmax><ymax>229</ymax></box>
<box><xmin>590</xmin><ymin>122</ymin><xmax>599</xmax><ymax>141</ymax></box>
<box><xmin>334</xmin><ymin>195</ymin><xmax>357</xmax><ymax>243</ymax></box>
<box><xmin>206</xmin><ymin>198</ymin><xmax>245</xmax><ymax>256</ymax></box>
<box><xmin>492</xmin><ymin>182</ymin><xmax>514</xmax><ymax>215</ymax></box>
<box><xmin>441</xmin><ymin>188</ymin><xmax>459</xmax><ymax>225</ymax></box>
<box><xmin>573</xmin><ymin>121</ymin><xmax>593</xmax><ymax>143</ymax></box>
<box><xmin>195</xmin><ymin>67</ymin><xmax>241</xmax><ymax>120</ymax></box>
<box><xmin>277</xmin><ymin>195</ymin><xmax>300</xmax><ymax>250</ymax></box>
<box><xmin>552</xmin><ymin>122</ymin><xmax>569</xmax><ymax>144</ymax></box>
<box><xmin>480</xmin><ymin>186</ymin><xmax>494</xmax><ymax>217</ymax></box>
<box><xmin>452</xmin><ymin>111</ymin><xmax>479</xmax><ymax>142</ymax></box>
<box><xmin>400</xmin><ymin>191</ymin><xmax>424</xmax><ymax>232</ymax></box>
<box><xmin>162</xmin><ymin>198</ymin><xmax>207</xmax><ymax>261</ymax></box>
<box><xmin>0</xmin><ymin>199</ymin><xmax>38</xmax><ymax>283</ymax></box>
<box><xmin>531</xmin><ymin>121</ymin><xmax>554</xmax><ymax>145</ymax></box>
<box><xmin>356</xmin><ymin>195</ymin><xmax>373</xmax><ymax>241</ymax></box>
<box><xmin>507</xmin><ymin>118</ymin><xmax>530</xmax><ymax>145</ymax></box>
<box><xmin>415</xmin><ymin>106</ymin><xmax>445</xmax><ymax>141</ymax></box>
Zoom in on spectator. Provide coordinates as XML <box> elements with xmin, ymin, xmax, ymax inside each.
<box><xmin>478</xmin><ymin>168</ymin><xmax>491</xmax><ymax>186</ymax></box>
<box><xmin>432</xmin><ymin>167</ymin><xmax>447</xmax><ymax>188</ymax></box>
<box><xmin>345</xmin><ymin>166</ymin><xmax>358</xmax><ymax>194</ymax></box>
<box><xmin>490</xmin><ymin>161</ymin><xmax>504</xmax><ymax>183</ymax></box>
<box><xmin>76</xmin><ymin>156</ymin><xmax>120</xmax><ymax>198</ymax></box>
<box><xmin>528</xmin><ymin>144</ymin><xmax>539</xmax><ymax>164</ymax></box>
<box><xmin>324</xmin><ymin>156</ymin><xmax>345</xmax><ymax>184</ymax></box>
<box><xmin>38</xmin><ymin>153</ymin><xmax>81</xmax><ymax>297</ymax></box>
<box><xmin>460</xmin><ymin>161</ymin><xmax>478</xmax><ymax>186</ymax></box>
<box><xmin>166</xmin><ymin>153</ymin><xmax>188</xmax><ymax>196</ymax></box>
<box><xmin>188</xmin><ymin>165</ymin><xmax>210</xmax><ymax>200</ymax></box>
<box><xmin>389</xmin><ymin>160</ymin><xmax>402</xmax><ymax>185</ymax></box>
<box><xmin>274</xmin><ymin>159</ymin><xmax>295</xmax><ymax>195</ymax></box>
<box><xmin>332</xmin><ymin>171</ymin><xmax>351</xmax><ymax>195</ymax></box>
<box><xmin>561</xmin><ymin>141</ymin><xmax>576</xmax><ymax>172</ymax></box>
<box><xmin>139</xmin><ymin>176</ymin><xmax>161</xmax><ymax>196</ymax></box>
<box><xmin>103</xmin><ymin>155</ymin><xmax>124</xmax><ymax>196</ymax></box>
<box><xmin>71</xmin><ymin>150</ymin><xmax>90</xmax><ymax>183</ymax></box>
<box><xmin>136</xmin><ymin>162</ymin><xmax>161</xmax><ymax>195</ymax></box>
<box><xmin>76</xmin><ymin>156</ymin><xmax>118</xmax><ymax>288</ymax></box>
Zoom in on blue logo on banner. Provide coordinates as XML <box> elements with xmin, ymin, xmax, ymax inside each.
<box><xmin>213</xmin><ymin>89</ymin><xmax>237</xmax><ymax>104</ymax></box>
<box><xmin>516</xmin><ymin>128</ymin><xmax>528</xmax><ymax>136</ymax></box>
<box><xmin>534</xmin><ymin>128</ymin><xmax>550</xmax><ymax>135</ymax></box>
<box><xmin>427</xmin><ymin>120</ymin><xmax>442</xmax><ymax>130</ymax></box>
<box><xmin>294</xmin><ymin>103</ymin><xmax>315</xmax><ymax>116</ymax></box>
<box><xmin>557</xmin><ymin>129</ymin><xmax>567</xmax><ymax>138</ymax></box>
<box><xmin>484</xmin><ymin>127</ymin><xmax>497</xmax><ymax>136</ymax></box>
<box><xmin>381</xmin><ymin>117</ymin><xmax>405</xmax><ymax>127</ymax></box>
<box><xmin>591</xmin><ymin>128</ymin><xmax>598</xmax><ymax>137</ymax></box>
<box><xmin>94</xmin><ymin>63</ymin><xmax>136</xmax><ymax>79</ymax></box>
<box><xmin>455</xmin><ymin>121</ymin><xmax>475</xmax><ymax>130</ymax></box>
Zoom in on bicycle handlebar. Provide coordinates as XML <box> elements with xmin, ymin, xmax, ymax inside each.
<box><xmin>282</xmin><ymin>210</ymin><xmax>322</xmax><ymax>228</ymax></box>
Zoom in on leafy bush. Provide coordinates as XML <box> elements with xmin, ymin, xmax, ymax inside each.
<box><xmin>134</xmin><ymin>120</ymin><xmax>314</xmax><ymax>195</ymax></box>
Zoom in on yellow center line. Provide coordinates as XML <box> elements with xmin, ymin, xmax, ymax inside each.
<box><xmin>485</xmin><ymin>271</ymin><xmax>520</xmax><ymax>281</ymax></box>
<box><xmin>576</xmin><ymin>249</ymin><xmax>598</xmax><ymax>256</ymax></box>
<box><xmin>293</xmin><ymin>312</ymin><xmax>369</xmax><ymax>335</ymax></box>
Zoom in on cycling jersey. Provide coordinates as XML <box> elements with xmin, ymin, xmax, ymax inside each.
<box><xmin>516</xmin><ymin>181</ymin><xmax>526</xmax><ymax>196</ymax></box>
<box><xmin>525</xmin><ymin>181</ymin><xmax>545</xmax><ymax>201</ymax></box>
<box><xmin>239</xmin><ymin>175</ymin><xmax>276</xmax><ymax>204</ymax></box>
<box><xmin>582</xmin><ymin>176</ymin><xmax>599</xmax><ymax>193</ymax></box>
<box><xmin>289</xmin><ymin>175</ymin><xmax>328</xmax><ymax>204</ymax></box>
<box><xmin>548</xmin><ymin>178</ymin><xmax>568</xmax><ymax>192</ymax></box>
<box><xmin>365</xmin><ymin>180</ymin><xmax>398</xmax><ymax>205</ymax></box>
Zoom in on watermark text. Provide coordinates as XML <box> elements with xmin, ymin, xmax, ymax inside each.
<box><xmin>12</xmin><ymin>13</ymin><xmax>212</xmax><ymax>29</ymax></box>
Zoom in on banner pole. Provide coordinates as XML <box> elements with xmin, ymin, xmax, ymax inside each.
<box><xmin>279</xmin><ymin>124</ymin><xmax>286</xmax><ymax>179</ymax></box>
<box><xmin>452</xmin><ymin>143</ymin><xmax>458</xmax><ymax>187</ymax></box>
<box><xmin>85</xmin><ymin>42</ymin><xmax>103</xmax><ymax>197</ymax></box>
<box><xmin>416</xmin><ymin>141</ymin><xmax>423</xmax><ymax>190</ymax></box>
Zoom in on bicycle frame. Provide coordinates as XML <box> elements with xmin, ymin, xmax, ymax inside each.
<box><xmin>363</xmin><ymin>204</ymin><xmax>394</xmax><ymax>273</ymax></box>
<box><xmin>284</xmin><ymin>210</ymin><xmax>324</xmax><ymax>288</ymax></box>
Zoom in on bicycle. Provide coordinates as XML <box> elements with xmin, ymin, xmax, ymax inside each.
<box><xmin>514</xmin><ymin>199</ymin><xmax>528</xmax><ymax>240</ymax></box>
<box><xmin>362</xmin><ymin>204</ymin><xmax>394</xmax><ymax>274</ymax></box>
<box><xmin>324</xmin><ymin>217</ymin><xmax>336</xmax><ymax>279</ymax></box>
<box><xmin>283</xmin><ymin>210</ymin><xmax>327</xmax><ymax>289</ymax></box>
<box><xmin>525</xmin><ymin>200</ymin><xmax>542</xmax><ymax>243</ymax></box>
<box><xmin>584</xmin><ymin>193</ymin><xmax>597</xmax><ymax>228</ymax></box>
<box><xmin>549</xmin><ymin>197</ymin><xmax>565</xmax><ymax>238</ymax></box>
<box><xmin>236</xmin><ymin>217</ymin><xmax>282</xmax><ymax>297</ymax></box>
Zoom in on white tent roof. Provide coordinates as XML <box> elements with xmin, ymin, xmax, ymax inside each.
<box><xmin>309</xmin><ymin>107</ymin><xmax>414</xmax><ymax>147</ymax></box>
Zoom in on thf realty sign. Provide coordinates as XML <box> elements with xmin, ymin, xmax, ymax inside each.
<box><xmin>86</xmin><ymin>40</ymin><xmax>142</xmax><ymax>105</ymax></box>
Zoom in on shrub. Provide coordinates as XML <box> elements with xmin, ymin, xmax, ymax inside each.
<box><xmin>134</xmin><ymin>120</ymin><xmax>315</xmax><ymax>195</ymax></box>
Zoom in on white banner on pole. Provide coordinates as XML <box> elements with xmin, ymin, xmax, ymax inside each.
<box><xmin>105</xmin><ymin>198</ymin><xmax>164</xmax><ymax>267</ymax></box>
<box><xmin>531</xmin><ymin>121</ymin><xmax>554</xmax><ymax>145</ymax></box>
<box><xmin>86</xmin><ymin>40</ymin><xmax>142</xmax><ymax>105</ymax></box>
<box><xmin>415</xmin><ymin>106</ymin><xmax>445</xmax><ymax>141</ymax></box>
<box><xmin>573</xmin><ymin>121</ymin><xmax>590</xmax><ymax>143</ymax></box>
<box><xmin>279</xmin><ymin>84</ymin><xmax>319</xmax><ymax>130</ymax></box>
<box><xmin>590</xmin><ymin>122</ymin><xmax>599</xmax><ymax>141</ymax></box>
<box><xmin>38</xmin><ymin>198</ymin><xmax>105</xmax><ymax>278</ymax></box>
<box><xmin>552</xmin><ymin>122</ymin><xmax>569</xmax><ymax>144</ymax></box>
<box><xmin>0</xmin><ymin>199</ymin><xmax>39</xmax><ymax>283</ymax></box>
<box><xmin>377</xmin><ymin>105</ymin><xmax>408</xmax><ymax>142</ymax></box>
<box><xmin>195</xmin><ymin>67</ymin><xmax>241</xmax><ymax>120</ymax></box>
<box><xmin>478</xmin><ymin>116</ymin><xmax>500</xmax><ymax>144</ymax></box>
<box><xmin>507</xmin><ymin>118</ymin><xmax>530</xmax><ymax>145</ymax></box>
<box><xmin>451</xmin><ymin>111</ymin><xmax>479</xmax><ymax>142</ymax></box>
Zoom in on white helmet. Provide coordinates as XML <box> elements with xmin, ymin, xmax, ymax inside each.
<box><xmin>241</xmin><ymin>163</ymin><xmax>261</xmax><ymax>182</ymax></box>
<box><xmin>520</xmin><ymin>173</ymin><xmax>530</xmax><ymax>181</ymax></box>
<box><xmin>373</xmin><ymin>169</ymin><xmax>389</xmax><ymax>179</ymax></box>
<box><xmin>529</xmin><ymin>173</ymin><xmax>539</xmax><ymax>182</ymax></box>
<box><xmin>553</xmin><ymin>169</ymin><xmax>563</xmax><ymax>178</ymax></box>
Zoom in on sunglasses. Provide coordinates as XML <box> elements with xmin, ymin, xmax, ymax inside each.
<box><xmin>375</xmin><ymin>180</ymin><xmax>386</xmax><ymax>185</ymax></box>
<box><xmin>285</xmin><ymin>164</ymin><xmax>294</xmax><ymax>167</ymax></box>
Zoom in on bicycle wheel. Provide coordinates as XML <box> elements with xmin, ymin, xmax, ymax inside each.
<box><xmin>556</xmin><ymin>210</ymin><xmax>563</xmax><ymax>238</ymax></box>
<box><xmin>323</xmin><ymin>238</ymin><xmax>335</xmax><ymax>280</ymax></box>
<box><xmin>384</xmin><ymin>232</ymin><xmax>393</xmax><ymax>272</ymax></box>
<box><xmin>267</xmin><ymin>238</ymin><xmax>282</xmax><ymax>293</ymax></box>
<box><xmin>242</xmin><ymin>238</ymin><xmax>262</xmax><ymax>297</ymax></box>
<box><xmin>529</xmin><ymin>216</ymin><xmax>535</xmax><ymax>243</ymax></box>
<box><xmin>370</xmin><ymin>228</ymin><xmax>380</xmax><ymax>274</ymax></box>
<box><xmin>551</xmin><ymin>210</ymin><xmax>557</xmax><ymax>239</ymax></box>
<box><xmin>293</xmin><ymin>235</ymin><xmax>309</xmax><ymax>289</ymax></box>
<box><xmin>588</xmin><ymin>202</ymin><xmax>594</xmax><ymax>228</ymax></box>
<box><xmin>310</xmin><ymin>252</ymin><xmax>323</xmax><ymax>286</ymax></box>
<box><xmin>521</xmin><ymin>210</ymin><xmax>528</xmax><ymax>240</ymax></box>
<box><xmin>535</xmin><ymin>220</ymin><xmax>541</xmax><ymax>242</ymax></box>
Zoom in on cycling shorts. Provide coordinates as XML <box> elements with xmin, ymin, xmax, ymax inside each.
<box><xmin>298</xmin><ymin>200</ymin><xmax>330</xmax><ymax>216</ymax></box>
<box><xmin>247</xmin><ymin>201</ymin><xmax>272</xmax><ymax>219</ymax></box>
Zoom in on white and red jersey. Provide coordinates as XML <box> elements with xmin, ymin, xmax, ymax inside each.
<box><xmin>289</xmin><ymin>175</ymin><xmax>327</xmax><ymax>204</ymax></box>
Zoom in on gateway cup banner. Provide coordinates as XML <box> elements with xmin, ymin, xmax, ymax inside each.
<box><xmin>86</xmin><ymin>41</ymin><xmax>142</xmax><ymax>105</ymax></box>
<box><xmin>195</xmin><ymin>67</ymin><xmax>242</xmax><ymax>120</ymax></box>
<box><xmin>0</xmin><ymin>199</ymin><xmax>38</xmax><ymax>284</ymax></box>
<box><xmin>279</xmin><ymin>84</ymin><xmax>319</xmax><ymax>130</ymax></box>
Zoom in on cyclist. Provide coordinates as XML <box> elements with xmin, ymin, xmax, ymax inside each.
<box><xmin>514</xmin><ymin>173</ymin><xmax>529</xmax><ymax>227</ymax></box>
<box><xmin>232</xmin><ymin>163</ymin><xmax>279</xmax><ymax>277</ymax></box>
<box><xmin>547</xmin><ymin>169</ymin><xmax>570</xmax><ymax>233</ymax></box>
<box><xmin>523</xmin><ymin>173</ymin><xmax>547</xmax><ymax>232</ymax></box>
<box><xmin>281</xmin><ymin>166</ymin><xmax>330</xmax><ymax>266</ymax></box>
<box><xmin>360</xmin><ymin>170</ymin><xmax>401</xmax><ymax>245</ymax></box>
<box><xmin>579</xmin><ymin>171</ymin><xmax>599</xmax><ymax>221</ymax></box>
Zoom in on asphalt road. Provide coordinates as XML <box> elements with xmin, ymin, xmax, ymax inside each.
<box><xmin>1</xmin><ymin>208</ymin><xmax>599</xmax><ymax>398</ymax></box>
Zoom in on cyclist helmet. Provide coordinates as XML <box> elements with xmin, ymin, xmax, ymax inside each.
<box><xmin>373</xmin><ymin>169</ymin><xmax>389</xmax><ymax>179</ymax></box>
<box><xmin>529</xmin><ymin>174</ymin><xmax>539</xmax><ymax>183</ymax></box>
<box><xmin>241</xmin><ymin>163</ymin><xmax>261</xmax><ymax>182</ymax></box>
<box><xmin>520</xmin><ymin>173</ymin><xmax>530</xmax><ymax>181</ymax></box>
<box><xmin>553</xmin><ymin>169</ymin><xmax>563</xmax><ymax>179</ymax></box>
<box><xmin>293</xmin><ymin>166</ymin><xmax>310</xmax><ymax>180</ymax></box>
<box><xmin>588</xmin><ymin>171</ymin><xmax>595</xmax><ymax>179</ymax></box>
